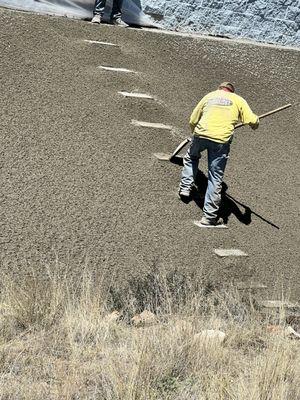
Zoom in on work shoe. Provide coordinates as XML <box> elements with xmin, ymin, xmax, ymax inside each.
<box><xmin>199</xmin><ymin>216</ymin><xmax>226</xmax><ymax>228</ymax></box>
<box><xmin>178</xmin><ymin>189</ymin><xmax>190</xmax><ymax>199</ymax></box>
<box><xmin>112</xmin><ymin>17</ymin><xmax>128</xmax><ymax>27</ymax></box>
<box><xmin>91</xmin><ymin>14</ymin><xmax>101</xmax><ymax>24</ymax></box>
<box><xmin>179</xmin><ymin>189</ymin><xmax>190</xmax><ymax>197</ymax></box>
<box><xmin>199</xmin><ymin>216</ymin><xmax>214</xmax><ymax>225</ymax></box>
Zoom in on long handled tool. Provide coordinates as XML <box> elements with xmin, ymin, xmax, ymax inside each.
<box><xmin>163</xmin><ymin>103</ymin><xmax>291</xmax><ymax>161</ymax></box>
<box><xmin>234</xmin><ymin>103</ymin><xmax>292</xmax><ymax>129</ymax></box>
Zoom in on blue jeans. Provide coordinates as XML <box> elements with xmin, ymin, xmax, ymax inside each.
<box><xmin>93</xmin><ymin>0</ymin><xmax>123</xmax><ymax>19</ymax></box>
<box><xmin>180</xmin><ymin>136</ymin><xmax>230</xmax><ymax>221</ymax></box>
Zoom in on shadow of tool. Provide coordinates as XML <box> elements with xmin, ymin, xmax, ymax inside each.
<box><xmin>171</xmin><ymin>156</ymin><xmax>280</xmax><ymax>230</ymax></box>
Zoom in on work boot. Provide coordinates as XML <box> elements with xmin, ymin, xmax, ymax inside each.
<box><xmin>91</xmin><ymin>14</ymin><xmax>101</xmax><ymax>24</ymax></box>
<box><xmin>178</xmin><ymin>189</ymin><xmax>190</xmax><ymax>199</ymax></box>
<box><xmin>199</xmin><ymin>216</ymin><xmax>215</xmax><ymax>226</ymax></box>
<box><xmin>199</xmin><ymin>216</ymin><xmax>225</xmax><ymax>227</ymax></box>
<box><xmin>112</xmin><ymin>17</ymin><xmax>128</xmax><ymax>27</ymax></box>
<box><xmin>179</xmin><ymin>189</ymin><xmax>191</xmax><ymax>197</ymax></box>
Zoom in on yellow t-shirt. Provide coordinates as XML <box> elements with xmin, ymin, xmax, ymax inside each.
<box><xmin>190</xmin><ymin>90</ymin><xmax>259</xmax><ymax>143</ymax></box>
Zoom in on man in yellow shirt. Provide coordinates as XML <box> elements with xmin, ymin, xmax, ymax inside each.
<box><xmin>179</xmin><ymin>82</ymin><xmax>259</xmax><ymax>227</ymax></box>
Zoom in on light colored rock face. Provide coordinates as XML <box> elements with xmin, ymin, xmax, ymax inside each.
<box><xmin>2</xmin><ymin>0</ymin><xmax>298</xmax><ymax>46</ymax></box>
<box><xmin>131</xmin><ymin>310</ymin><xmax>157</xmax><ymax>327</ymax></box>
<box><xmin>103</xmin><ymin>311</ymin><xmax>122</xmax><ymax>323</ymax></box>
<box><xmin>266</xmin><ymin>325</ymin><xmax>300</xmax><ymax>339</ymax></box>
<box><xmin>141</xmin><ymin>0</ymin><xmax>300</xmax><ymax>47</ymax></box>
<box><xmin>193</xmin><ymin>329</ymin><xmax>226</xmax><ymax>344</ymax></box>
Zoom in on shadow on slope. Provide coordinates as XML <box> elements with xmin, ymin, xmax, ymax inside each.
<box><xmin>171</xmin><ymin>157</ymin><xmax>280</xmax><ymax>230</ymax></box>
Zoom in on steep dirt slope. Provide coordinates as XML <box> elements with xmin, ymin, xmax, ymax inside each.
<box><xmin>0</xmin><ymin>8</ymin><xmax>299</xmax><ymax>297</ymax></box>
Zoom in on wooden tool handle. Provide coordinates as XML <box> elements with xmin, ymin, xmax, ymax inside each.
<box><xmin>235</xmin><ymin>103</ymin><xmax>292</xmax><ymax>129</ymax></box>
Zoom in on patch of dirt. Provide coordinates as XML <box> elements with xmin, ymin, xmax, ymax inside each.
<box><xmin>0</xmin><ymin>8</ymin><xmax>299</xmax><ymax>297</ymax></box>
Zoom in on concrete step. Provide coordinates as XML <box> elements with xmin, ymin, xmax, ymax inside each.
<box><xmin>84</xmin><ymin>40</ymin><xmax>119</xmax><ymax>47</ymax></box>
<box><xmin>153</xmin><ymin>153</ymin><xmax>171</xmax><ymax>161</ymax></box>
<box><xmin>98</xmin><ymin>66</ymin><xmax>137</xmax><ymax>73</ymax></box>
<box><xmin>131</xmin><ymin>120</ymin><xmax>173</xmax><ymax>130</ymax></box>
<box><xmin>118</xmin><ymin>91</ymin><xmax>154</xmax><ymax>100</ymax></box>
<box><xmin>214</xmin><ymin>249</ymin><xmax>248</xmax><ymax>257</ymax></box>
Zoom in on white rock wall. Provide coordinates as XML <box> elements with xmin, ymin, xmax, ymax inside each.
<box><xmin>1</xmin><ymin>0</ymin><xmax>299</xmax><ymax>46</ymax></box>
<box><xmin>141</xmin><ymin>0</ymin><xmax>300</xmax><ymax>47</ymax></box>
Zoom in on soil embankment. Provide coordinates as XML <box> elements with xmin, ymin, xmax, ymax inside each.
<box><xmin>0</xmin><ymin>8</ymin><xmax>299</xmax><ymax>298</ymax></box>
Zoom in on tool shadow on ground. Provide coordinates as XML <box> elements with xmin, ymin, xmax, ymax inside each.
<box><xmin>171</xmin><ymin>156</ymin><xmax>279</xmax><ymax>229</ymax></box>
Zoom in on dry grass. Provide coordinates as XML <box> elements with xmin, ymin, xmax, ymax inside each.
<box><xmin>0</xmin><ymin>264</ymin><xmax>299</xmax><ymax>400</ymax></box>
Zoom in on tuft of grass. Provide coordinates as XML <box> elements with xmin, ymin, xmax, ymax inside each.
<box><xmin>0</xmin><ymin>265</ymin><xmax>299</xmax><ymax>399</ymax></box>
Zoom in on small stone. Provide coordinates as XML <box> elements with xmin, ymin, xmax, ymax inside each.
<box><xmin>131</xmin><ymin>310</ymin><xmax>157</xmax><ymax>327</ymax></box>
<box><xmin>193</xmin><ymin>329</ymin><xmax>226</xmax><ymax>344</ymax></box>
<box><xmin>285</xmin><ymin>326</ymin><xmax>300</xmax><ymax>339</ymax></box>
<box><xmin>259</xmin><ymin>301</ymin><xmax>300</xmax><ymax>309</ymax></box>
<box><xmin>104</xmin><ymin>310</ymin><xmax>122</xmax><ymax>323</ymax></box>
<box><xmin>286</xmin><ymin>315</ymin><xmax>300</xmax><ymax>331</ymax></box>
<box><xmin>266</xmin><ymin>325</ymin><xmax>300</xmax><ymax>339</ymax></box>
<box><xmin>174</xmin><ymin>319</ymin><xmax>193</xmax><ymax>332</ymax></box>
<box><xmin>266</xmin><ymin>325</ymin><xmax>285</xmax><ymax>335</ymax></box>
<box><xmin>236</xmin><ymin>282</ymin><xmax>267</xmax><ymax>290</ymax></box>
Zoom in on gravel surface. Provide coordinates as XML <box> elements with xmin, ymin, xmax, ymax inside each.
<box><xmin>0</xmin><ymin>8</ymin><xmax>299</xmax><ymax>298</ymax></box>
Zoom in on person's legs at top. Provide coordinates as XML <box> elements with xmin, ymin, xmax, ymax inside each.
<box><xmin>202</xmin><ymin>140</ymin><xmax>230</xmax><ymax>224</ymax></box>
<box><xmin>179</xmin><ymin>136</ymin><xmax>206</xmax><ymax>197</ymax></box>
<box><xmin>111</xmin><ymin>0</ymin><xmax>122</xmax><ymax>19</ymax></box>
<box><xmin>111</xmin><ymin>0</ymin><xmax>128</xmax><ymax>26</ymax></box>
<box><xmin>91</xmin><ymin>0</ymin><xmax>106</xmax><ymax>23</ymax></box>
